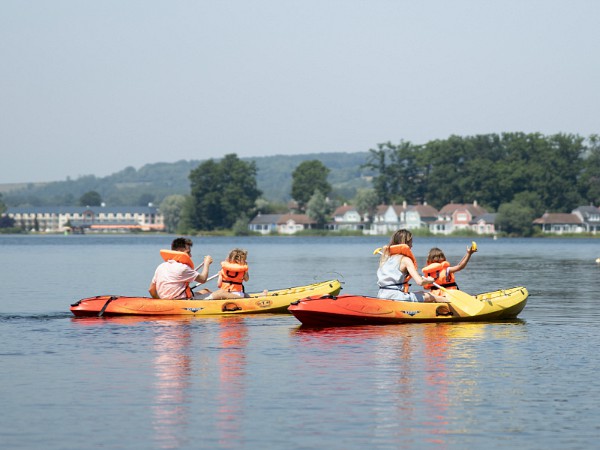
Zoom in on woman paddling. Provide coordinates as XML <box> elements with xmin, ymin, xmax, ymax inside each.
<box><xmin>377</xmin><ymin>229</ymin><xmax>448</xmax><ymax>304</ymax></box>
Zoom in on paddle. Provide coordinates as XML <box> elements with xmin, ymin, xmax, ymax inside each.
<box><xmin>432</xmin><ymin>282</ymin><xmax>484</xmax><ymax>316</ymax></box>
<box><xmin>190</xmin><ymin>273</ymin><xmax>219</xmax><ymax>292</ymax></box>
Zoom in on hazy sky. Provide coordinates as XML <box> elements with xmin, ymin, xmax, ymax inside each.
<box><xmin>1</xmin><ymin>1</ymin><xmax>599</xmax><ymax>183</ymax></box>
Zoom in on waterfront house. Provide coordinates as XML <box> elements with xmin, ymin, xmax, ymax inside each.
<box><xmin>572</xmin><ymin>205</ymin><xmax>600</xmax><ymax>233</ymax></box>
<box><xmin>533</xmin><ymin>212</ymin><xmax>585</xmax><ymax>234</ymax></box>
<box><xmin>328</xmin><ymin>204</ymin><xmax>366</xmax><ymax>231</ymax></box>
<box><xmin>276</xmin><ymin>214</ymin><xmax>316</xmax><ymax>234</ymax></box>
<box><xmin>430</xmin><ymin>201</ymin><xmax>493</xmax><ymax>235</ymax></box>
<box><xmin>248</xmin><ymin>213</ymin><xmax>281</xmax><ymax>235</ymax></box>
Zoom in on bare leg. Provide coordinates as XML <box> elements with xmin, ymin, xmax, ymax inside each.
<box><xmin>423</xmin><ymin>292</ymin><xmax>450</xmax><ymax>303</ymax></box>
<box><xmin>207</xmin><ymin>289</ymin><xmax>244</xmax><ymax>300</ymax></box>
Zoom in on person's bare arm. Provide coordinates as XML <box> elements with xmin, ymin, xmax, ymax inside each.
<box><xmin>194</xmin><ymin>255</ymin><xmax>213</xmax><ymax>283</ymax></box>
<box><xmin>148</xmin><ymin>282</ymin><xmax>159</xmax><ymax>299</ymax></box>
<box><xmin>449</xmin><ymin>245</ymin><xmax>477</xmax><ymax>274</ymax></box>
<box><xmin>402</xmin><ymin>257</ymin><xmax>434</xmax><ymax>287</ymax></box>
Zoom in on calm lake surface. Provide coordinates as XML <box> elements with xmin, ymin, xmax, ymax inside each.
<box><xmin>1</xmin><ymin>234</ymin><xmax>599</xmax><ymax>449</ymax></box>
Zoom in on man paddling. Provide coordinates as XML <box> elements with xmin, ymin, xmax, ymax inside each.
<box><xmin>149</xmin><ymin>237</ymin><xmax>213</xmax><ymax>299</ymax></box>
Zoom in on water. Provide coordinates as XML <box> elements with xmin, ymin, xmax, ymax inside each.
<box><xmin>1</xmin><ymin>234</ymin><xmax>600</xmax><ymax>449</ymax></box>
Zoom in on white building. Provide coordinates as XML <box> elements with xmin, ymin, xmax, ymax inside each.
<box><xmin>5</xmin><ymin>205</ymin><xmax>164</xmax><ymax>233</ymax></box>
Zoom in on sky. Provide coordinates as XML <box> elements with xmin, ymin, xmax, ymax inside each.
<box><xmin>1</xmin><ymin>0</ymin><xmax>599</xmax><ymax>184</ymax></box>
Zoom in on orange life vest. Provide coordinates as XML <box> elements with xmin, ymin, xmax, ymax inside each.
<box><xmin>159</xmin><ymin>249</ymin><xmax>195</xmax><ymax>298</ymax></box>
<box><xmin>386</xmin><ymin>244</ymin><xmax>418</xmax><ymax>293</ymax></box>
<box><xmin>160</xmin><ymin>249</ymin><xmax>195</xmax><ymax>269</ymax></box>
<box><xmin>218</xmin><ymin>261</ymin><xmax>248</xmax><ymax>292</ymax></box>
<box><xmin>422</xmin><ymin>261</ymin><xmax>457</xmax><ymax>294</ymax></box>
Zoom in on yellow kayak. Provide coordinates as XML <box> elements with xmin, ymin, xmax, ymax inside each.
<box><xmin>71</xmin><ymin>279</ymin><xmax>342</xmax><ymax>317</ymax></box>
<box><xmin>289</xmin><ymin>286</ymin><xmax>528</xmax><ymax>326</ymax></box>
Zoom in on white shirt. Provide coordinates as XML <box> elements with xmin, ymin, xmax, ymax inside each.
<box><xmin>151</xmin><ymin>260</ymin><xmax>199</xmax><ymax>299</ymax></box>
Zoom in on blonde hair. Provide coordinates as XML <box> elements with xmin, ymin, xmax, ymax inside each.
<box><xmin>227</xmin><ymin>248</ymin><xmax>248</xmax><ymax>265</ymax></box>
<box><xmin>427</xmin><ymin>247</ymin><xmax>446</xmax><ymax>264</ymax></box>
<box><xmin>380</xmin><ymin>229</ymin><xmax>413</xmax><ymax>265</ymax></box>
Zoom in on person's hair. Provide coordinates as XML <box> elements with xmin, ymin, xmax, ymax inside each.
<box><xmin>427</xmin><ymin>247</ymin><xmax>446</xmax><ymax>264</ymax></box>
<box><xmin>380</xmin><ymin>229</ymin><xmax>413</xmax><ymax>265</ymax></box>
<box><xmin>171</xmin><ymin>237</ymin><xmax>193</xmax><ymax>251</ymax></box>
<box><xmin>227</xmin><ymin>248</ymin><xmax>248</xmax><ymax>264</ymax></box>
<box><xmin>388</xmin><ymin>229</ymin><xmax>413</xmax><ymax>247</ymax></box>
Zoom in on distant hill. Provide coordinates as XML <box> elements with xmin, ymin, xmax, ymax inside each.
<box><xmin>2</xmin><ymin>152</ymin><xmax>374</xmax><ymax>207</ymax></box>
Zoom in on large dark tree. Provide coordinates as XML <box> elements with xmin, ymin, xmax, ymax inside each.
<box><xmin>188</xmin><ymin>154</ymin><xmax>261</xmax><ymax>231</ymax></box>
<box><xmin>578</xmin><ymin>134</ymin><xmax>600</xmax><ymax>206</ymax></box>
<box><xmin>364</xmin><ymin>141</ymin><xmax>423</xmax><ymax>204</ymax></box>
<box><xmin>79</xmin><ymin>190</ymin><xmax>102</xmax><ymax>206</ymax></box>
<box><xmin>291</xmin><ymin>160</ymin><xmax>331</xmax><ymax>209</ymax></box>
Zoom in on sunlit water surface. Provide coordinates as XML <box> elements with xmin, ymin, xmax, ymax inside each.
<box><xmin>1</xmin><ymin>235</ymin><xmax>599</xmax><ymax>449</ymax></box>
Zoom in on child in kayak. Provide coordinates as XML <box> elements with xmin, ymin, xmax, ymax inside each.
<box><xmin>206</xmin><ymin>248</ymin><xmax>267</xmax><ymax>299</ymax></box>
<box><xmin>422</xmin><ymin>242</ymin><xmax>477</xmax><ymax>296</ymax></box>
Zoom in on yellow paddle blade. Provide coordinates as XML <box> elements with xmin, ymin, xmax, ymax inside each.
<box><xmin>471</xmin><ymin>241</ymin><xmax>477</xmax><ymax>251</ymax></box>
<box><xmin>373</xmin><ymin>247</ymin><xmax>382</xmax><ymax>255</ymax></box>
<box><xmin>433</xmin><ymin>283</ymin><xmax>484</xmax><ymax>316</ymax></box>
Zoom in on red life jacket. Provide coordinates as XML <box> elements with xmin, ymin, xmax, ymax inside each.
<box><xmin>218</xmin><ymin>261</ymin><xmax>248</xmax><ymax>292</ymax></box>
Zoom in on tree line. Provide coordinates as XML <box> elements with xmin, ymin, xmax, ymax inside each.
<box><xmin>365</xmin><ymin>133</ymin><xmax>599</xmax><ymax>210</ymax></box>
<box><xmin>169</xmin><ymin>132</ymin><xmax>599</xmax><ymax>235</ymax></box>
<box><xmin>161</xmin><ymin>155</ymin><xmax>334</xmax><ymax>233</ymax></box>
<box><xmin>3</xmin><ymin>132</ymin><xmax>598</xmax><ymax>235</ymax></box>
<box><xmin>363</xmin><ymin>132</ymin><xmax>599</xmax><ymax>235</ymax></box>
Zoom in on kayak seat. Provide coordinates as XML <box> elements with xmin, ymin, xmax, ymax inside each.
<box><xmin>436</xmin><ymin>305</ymin><xmax>453</xmax><ymax>317</ymax></box>
<box><xmin>222</xmin><ymin>302</ymin><xmax>242</xmax><ymax>312</ymax></box>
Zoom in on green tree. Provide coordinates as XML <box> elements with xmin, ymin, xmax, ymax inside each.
<box><xmin>0</xmin><ymin>215</ymin><xmax>15</xmax><ymax>228</ymax></box>
<box><xmin>232</xmin><ymin>214</ymin><xmax>251</xmax><ymax>236</ymax></box>
<box><xmin>255</xmin><ymin>198</ymin><xmax>289</xmax><ymax>214</ymax></box>
<box><xmin>496</xmin><ymin>201</ymin><xmax>535</xmax><ymax>236</ymax></box>
<box><xmin>291</xmin><ymin>160</ymin><xmax>331</xmax><ymax>210</ymax></box>
<box><xmin>354</xmin><ymin>188</ymin><xmax>379</xmax><ymax>224</ymax></box>
<box><xmin>579</xmin><ymin>134</ymin><xmax>600</xmax><ymax>206</ymax></box>
<box><xmin>363</xmin><ymin>143</ymin><xmax>393</xmax><ymax>204</ymax></box>
<box><xmin>527</xmin><ymin>133</ymin><xmax>584</xmax><ymax>211</ymax></box>
<box><xmin>160</xmin><ymin>194</ymin><xmax>187</xmax><ymax>233</ymax></box>
<box><xmin>137</xmin><ymin>193</ymin><xmax>155</xmax><ymax>206</ymax></box>
<box><xmin>0</xmin><ymin>193</ymin><xmax>6</xmax><ymax>214</ymax></box>
<box><xmin>306</xmin><ymin>190</ymin><xmax>329</xmax><ymax>228</ymax></box>
<box><xmin>79</xmin><ymin>191</ymin><xmax>102</xmax><ymax>207</ymax></box>
<box><xmin>364</xmin><ymin>141</ymin><xmax>425</xmax><ymax>205</ymax></box>
<box><xmin>188</xmin><ymin>154</ymin><xmax>261</xmax><ymax>231</ymax></box>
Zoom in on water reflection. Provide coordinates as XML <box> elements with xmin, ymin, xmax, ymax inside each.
<box><xmin>291</xmin><ymin>321</ymin><xmax>527</xmax><ymax>446</ymax></box>
<box><xmin>150</xmin><ymin>319</ymin><xmax>193</xmax><ymax>449</ymax></box>
<box><xmin>215</xmin><ymin>317</ymin><xmax>248</xmax><ymax>448</ymax></box>
<box><xmin>71</xmin><ymin>315</ymin><xmax>250</xmax><ymax>449</ymax></box>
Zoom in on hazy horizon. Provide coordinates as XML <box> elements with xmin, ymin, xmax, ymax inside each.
<box><xmin>2</xmin><ymin>1</ymin><xmax>599</xmax><ymax>184</ymax></box>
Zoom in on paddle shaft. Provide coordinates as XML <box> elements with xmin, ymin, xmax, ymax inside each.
<box><xmin>190</xmin><ymin>272</ymin><xmax>218</xmax><ymax>292</ymax></box>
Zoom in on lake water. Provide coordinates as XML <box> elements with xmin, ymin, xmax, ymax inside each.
<box><xmin>1</xmin><ymin>234</ymin><xmax>600</xmax><ymax>449</ymax></box>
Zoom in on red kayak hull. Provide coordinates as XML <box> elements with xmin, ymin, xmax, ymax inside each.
<box><xmin>288</xmin><ymin>288</ymin><xmax>528</xmax><ymax>327</ymax></box>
